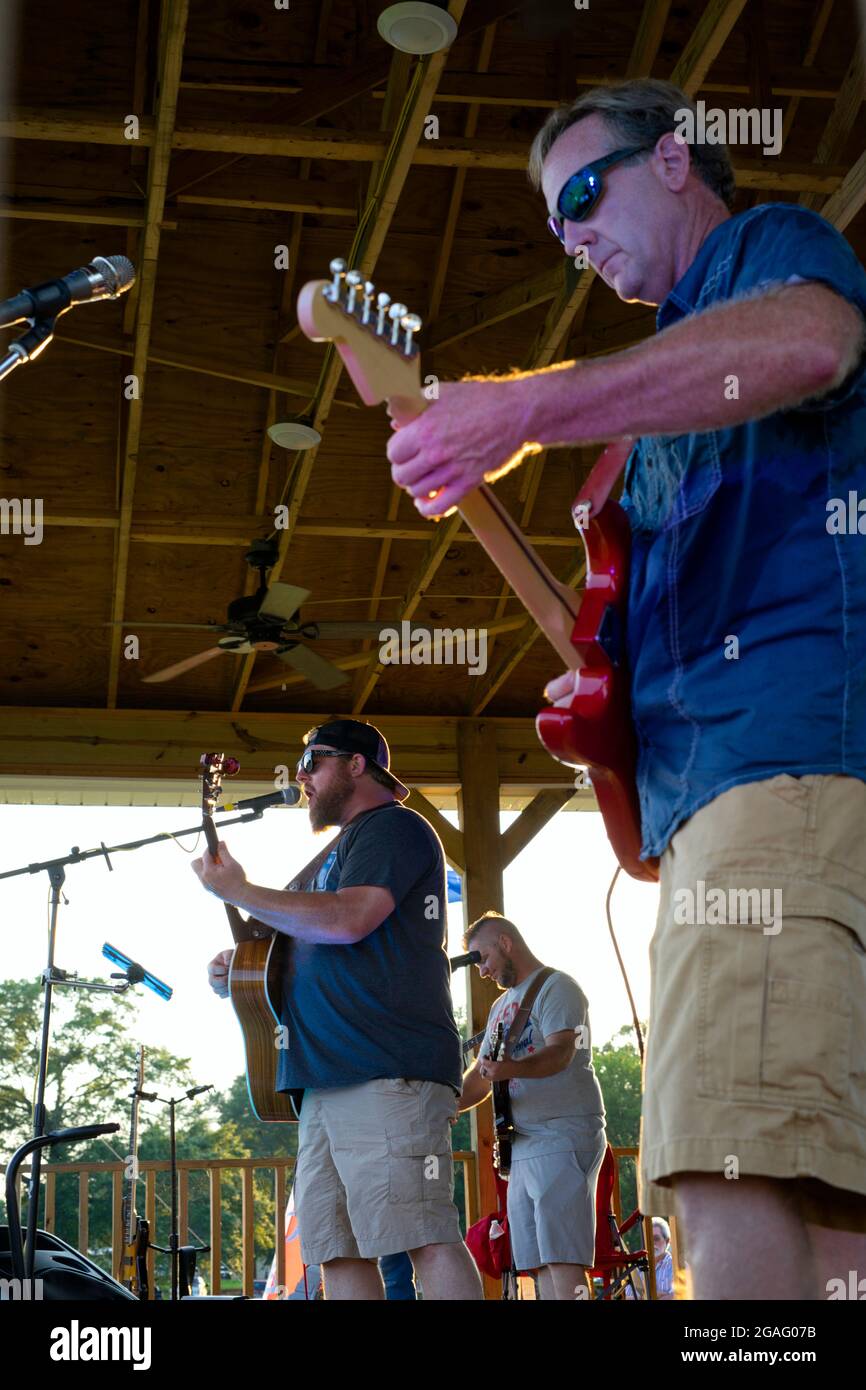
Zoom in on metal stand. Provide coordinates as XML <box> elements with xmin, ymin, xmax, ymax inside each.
<box><xmin>143</xmin><ymin>1087</ymin><xmax>212</xmax><ymax>1299</ymax></box>
<box><xmin>0</xmin><ymin>317</ymin><xmax>57</xmax><ymax>381</ymax></box>
<box><xmin>1</xmin><ymin>807</ymin><xmax>260</xmax><ymax>1281</ymax></box>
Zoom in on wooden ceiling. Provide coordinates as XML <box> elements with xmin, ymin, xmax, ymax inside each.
<box><xmin>0</xmin><ymin>0</ymin><xmax>864</xmax><ymax>736</ymax></box>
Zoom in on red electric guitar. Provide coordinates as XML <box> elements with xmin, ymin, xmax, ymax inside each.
<box><xmin>297</xmin><ymin>265</ymin><xmax>658</xmax><ymax>882</ymax></box>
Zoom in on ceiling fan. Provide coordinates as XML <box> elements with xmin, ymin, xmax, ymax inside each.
<box><xmin>137</xmin><ymin>538</ymin><xmax>385</xmax><ymax>690</ymax></box>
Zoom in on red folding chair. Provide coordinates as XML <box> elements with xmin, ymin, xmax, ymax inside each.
<box><xmin>586</xmin><ymin>1145</ymin><xmax>651</xmax><ymax>1299</ymax></box>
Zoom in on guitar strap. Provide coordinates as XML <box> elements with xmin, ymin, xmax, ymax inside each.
<box><xmin>502</xmin><ymin>965</ymin><xmax>555</xmax><ymax>1059</ymax></box>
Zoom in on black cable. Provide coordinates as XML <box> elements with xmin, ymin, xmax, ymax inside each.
<box><xmin>604</xmin><ymin>865</ymin><xmax>645</xmax><ymax>1066</ymax></box>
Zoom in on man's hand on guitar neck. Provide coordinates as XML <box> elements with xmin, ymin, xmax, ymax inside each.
<box><xmin>191</xmin><ymin>839</ymin><xmax>247</xmax><ymax>901</ymax></box>
<box><xmin>387</xmin><ymin>378</ymin><xmax>541</xmax><ymax>518</ymax></box>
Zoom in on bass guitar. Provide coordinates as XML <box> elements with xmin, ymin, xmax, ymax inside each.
<box><xmin>489</xmin><ymin>1023</ymin><xmax>515</xmax><ymax>1178</ymax></box>
<box><xmin>297</xmin><ymin>265</ymin><xmax>658</xmax><ymax>882</ymax></box>
<box><xmin>117</xmin><ymin>1046</ymin><xmax>150</xmax><ymax>1298</ymax></box>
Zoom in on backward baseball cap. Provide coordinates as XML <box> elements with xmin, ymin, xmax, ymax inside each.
<box><xmin>302</xmin><ymin>719</ymin><xmax>410</xmax><ymax>801</ymax></box>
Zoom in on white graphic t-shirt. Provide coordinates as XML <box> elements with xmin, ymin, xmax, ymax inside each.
<box><xmin>481</xmin><ymin>967</ymin><xmax>606</xmax><ymax>1158</ymax></box>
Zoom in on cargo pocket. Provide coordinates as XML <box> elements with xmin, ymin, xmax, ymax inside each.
<box><xmin>761</xmin><ymin>973</ymin><xmax>851</xmax><ymax>1101</ymax></box>
<box><xmin>387</xmin><ymin>1134</ymin><xmax>454</xmax><ymax>1206</ymax></box>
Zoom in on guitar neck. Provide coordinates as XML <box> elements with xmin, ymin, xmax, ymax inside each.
<box><xmin>202</xmin><ymin>813</ymin><xmax>269</xmax><ymax>944</ymax></box>
<box><xmin>391</xmin><ymin>391</ymin><xmax>582</xmax><ymax>672</ymax></box>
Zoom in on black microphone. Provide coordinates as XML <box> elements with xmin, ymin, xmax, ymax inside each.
<box><xmin>449</xmin><ymin>950</ymin><xmax>481</xmax><ymax>970</ymax></box>
<box><xmin>219</xmin><ymin>786</ymin><xmax>301</xmax><ymax>813</ymax></box>
<box><xmin>0</xmin><ymin>255</ymin><xmax>136</xmax><ymax>328</ymax></box>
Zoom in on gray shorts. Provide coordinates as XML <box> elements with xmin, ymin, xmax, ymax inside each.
<box><xmin>507</xmin><ymin>1137</ymin><xmax>607</xmax><ymax>1270</ymax></box>
<box><xmin>294</xmin><ymin>1077</ymin><xmax>463</xmax><ymax>1264</ymax></box>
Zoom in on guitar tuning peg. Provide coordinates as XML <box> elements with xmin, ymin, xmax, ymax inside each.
<box><xmin>326</xmin><ymin>258</ymin><xmax>347</xmax><ymax>301</ymax></box>
<box><xmin>388</xmin><ymin>302</ymin><xmax>408</xmax><ymax>346</ymax></box>
<box><xmin>376</xmin><ymin>291</ymin><xmax>391</xmax><ymax>335</ymax></box>
<box><xmin>345</xmin><ymin>269</ymin><xmax>363</xmax><ymax>314</ymax></box>
<box><xmin>362</xmin><ymin>281</ymin><xmax>375</xmax><ymax>325</ymax></box>
<box><xmin>401</xmin><ymin>312</ymin><xmax>422</xmax><ymax>354</ymax></box>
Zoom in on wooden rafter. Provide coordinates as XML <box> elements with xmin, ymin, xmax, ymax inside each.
<box><xmin>625</xmin><ymin>0</ymin><xmax>673</xmax><ymax>78</ymax></box>
<box><xmin>670</xmin><ymin>0</ymin><xmax>750</xmax><ymax>97</ymax></box>
<box><xmin>820</xmin><ymin>146</ymin><xmax>866</xmax><ymax>231</ymax></box>
<box><xmin>105</xmin><ymin>0</ymin><xmax>189</xmax><ymax>707</ymax></box>
<box><xmin>500</xmin><ymin>788</ymin><xmax>576</xmax><ymax>865</ymax></box>
<box><xmin>228</xmin><ymin>0</ymin><xmax>470</xmax><ymax>713</ymax></box>
<box><xmin>799</xmin><ymin>46</ymin><xmax>866</xmax><ymax>211</ymax></box>
<box><xmin>781</xmin><ymin>0</ymin><xmax>834</xmax><ymax>147</ymax></box>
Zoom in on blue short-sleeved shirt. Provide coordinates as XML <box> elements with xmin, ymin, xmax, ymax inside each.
<box><xmin>276</xmin><ymin>802</ymin><xmax>462</xmax><ymax>1093</ymax></box>
<box><xmin>620</xmin><ymin>204</ymin><xmax>866</xmax><ymax>859</ymax></box>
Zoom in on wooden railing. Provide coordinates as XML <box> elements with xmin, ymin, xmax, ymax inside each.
<box><xmin>18</xmin><ymin>1151</ymin><xmax>479</xmax><ymax>1298</ymax></box>
<box><xmin>18</xmin><ymin>1145</ymin><xmax>669</xmax><ymax>1298</ymax></box>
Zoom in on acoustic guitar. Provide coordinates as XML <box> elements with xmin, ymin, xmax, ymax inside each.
<box><xmin>199</xmin><ymin>753</ymin><xmax>301</xmax><ymax>1122</ymax></box>
<box><xmin>489</xmin><ymin>1023</ymin><xmax>515</xmax><ymax>1178</ymax></box>
<box><xmin>297</xmin><ymin>264</ymin><xmax>658</xmax><ymax>882</ymax></box>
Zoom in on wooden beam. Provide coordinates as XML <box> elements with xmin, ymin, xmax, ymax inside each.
<box><xmin>457</xmin><ymin>719</ymin><xmax>505</xmax><ymax>1301</ymax></box>
<box><xmin>425</xmin><ymin>264</ymin><xmax>564</xmax><ymax>352</ymax></box>
<box><xmin>626</xmin><ymin>0</ymin><xmax>672</xmax><ymax>78</ymax></box>
<box><xmin>175</xmin><ymin>185</ymin><xmax>357</xmax><ymax>216</ymax></box>
<box><xmin>55</xmin><ymin>334</ymin><xmax>359</xmax><ymax>407</ymax></box>
<box><xmin>670</xmin><ymin>0</ymin><xmax>750</xmax><ymax>98</ymax></box>
<box><xmin>0</xmin><ymin>200</ymin><xmax>176</xmax><ymax>229</ymax></box>
<box><xmin>106</xmin><ymin>0</ymin><xmax>189</xmax><ymax>707</ymax></box>
<box><xmin>229</xmin><ymin>0</ymin><xmax>470</xmax><ymax>713</ymax></box>
<box><xmin>800</xmin><ymin>47</ymin><xmax>866</xmax><ymax>211</ymax></box>
<box><xmin>781</xmin><ymin>0</ymin><xmax>835</xmax><ymax>147</ymax></box>
<box><xmin>820</xmin><ymin>145</ymin><xmax>866</xmax><ymax>230</ymax></box>
<box><xmin>501</xmin><ymin>788</ymin><xmax>575</xmax><ymax>866</ymax></box>
<box><xmin>0</xmin><ymin>114</ymin><xmax>849</xmax><ymax>190</ymax></box>
<box><xmin>0</xmin><ymin>708</ymin><xmax>575</xmax><ymax>787</ymax></box>
<box><xmin>403</xmin><ymin>789</ymin><xmax>465</xmax><ymax>871</ymax></box>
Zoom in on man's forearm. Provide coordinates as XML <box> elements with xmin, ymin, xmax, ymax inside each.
<box><xmin>228</xmin><ymin>883</ymin><xmax>356</xmax><ymax>944</ymax></box>
<box><xmin>512</xmin><ymin>283</ymin><xmax>859</xmax><ymax>447</ymax></box>
<box><xmin>507</xmin><ymin>1045</ymin><xmax>572</xmax><ymax>1079</ymax></box>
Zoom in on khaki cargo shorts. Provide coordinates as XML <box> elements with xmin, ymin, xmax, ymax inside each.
<box><xmin>294</xmin><ymin>1077</ymin><xmax>463</xmax><ymax>1265</ymax></box>
<box><xmin>639</xmin><ymin>774</ymin><xmax>866</xmax><ymax>1230</ymax></box>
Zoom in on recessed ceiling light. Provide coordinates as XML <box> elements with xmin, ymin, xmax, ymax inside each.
<box><xmin>267</xmin><ymin>420</ymin><xmax>322</xmax><ymax>450</ymax></box>
<box><xmin>377</xmin><ymin>2</ymin><xmax>458</xmax><ymax>55</ymax></box>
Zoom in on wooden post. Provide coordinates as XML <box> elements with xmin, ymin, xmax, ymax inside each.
<box><xmin>210</xmin><ymin>1169</ymin><xmax>221</xmax><ymax>1295</ymax></box>
<box><xmin>458</xmin><ymin>720</ymin><xmax>505</xmax><ymax>1301</ymax></box>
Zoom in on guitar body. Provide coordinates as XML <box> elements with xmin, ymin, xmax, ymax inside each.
<box><xmin>536</xmin><ymin>498</ymin><xmax>659</xmax><ymax>883</ymax></box>
<box><xmin>228</xmin><ymin>931</ymin><xmax>301</xmax><ymax>1123</ymax></box>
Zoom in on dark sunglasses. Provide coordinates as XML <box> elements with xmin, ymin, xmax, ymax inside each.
<box><xmin>547</xmin><ymin>145</ymin><xmax>650</xmax><ymax>243</ymax></box>
<box><xmin>296</xmin><ymin>748</ymin><xmax>353</xmax><ymax>775</ymax></box>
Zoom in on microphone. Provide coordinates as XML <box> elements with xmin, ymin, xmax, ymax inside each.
<box><xmin>449</xmin><ymin>950</ymin><xmax>481</xmax><ymax>970</ymax></box>
<box><xmin>0</xmin><ymin>255</ymin><xmax>136</xmax><ymax>328</ymax></box>
<box><xmin>219</xmin><ymin>786</ymin><xmax>302</xmax><ymax>813</ymax></box>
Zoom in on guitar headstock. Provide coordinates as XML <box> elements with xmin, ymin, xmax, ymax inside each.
<box><xmin>297</xmin><ymin>260</ymin><xmax>423</xmax><ymax>411</ymax></box>
<box><xmin>199</xmin><ymin>752</ymin><xmax>240</xmax><ymax>821</ymax></box>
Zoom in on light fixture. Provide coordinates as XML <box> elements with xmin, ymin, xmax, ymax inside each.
<box><xmin>377</xmin><ymin>2</ymin><xmax>458</xmax><ymax>55</ymax></box>
<box><xmin>267</xmin><ymin>418</ymin><xmax>322</xmax><ymax>450</ymax></box>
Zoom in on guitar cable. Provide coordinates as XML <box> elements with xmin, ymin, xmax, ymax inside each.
<box><xmin>604</xmin><ymin>865</ymin><xmax>645</xmax><ymax>1067</ymax></box>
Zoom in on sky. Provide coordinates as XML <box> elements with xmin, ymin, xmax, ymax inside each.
<box><xmin>0</xmin><ymin>801</ymin><xmax>659</xmax><ymax>1097</ymax></box>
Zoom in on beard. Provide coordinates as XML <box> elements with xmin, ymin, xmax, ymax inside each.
<box><xmin>500</xmin><ymin>960</ymin><xmax>517</xmax><ymax>988</ymax></box>
<box><xmin>308</xmin><ymin>764</ymin><xmax>354</xmax><ymax>833</ymax></box>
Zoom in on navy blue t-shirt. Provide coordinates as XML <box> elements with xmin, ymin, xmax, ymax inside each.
<box><xmin>276</xmin><ymin>802</ymin><xmax>462</xmax><ymax>1093</ymax></box>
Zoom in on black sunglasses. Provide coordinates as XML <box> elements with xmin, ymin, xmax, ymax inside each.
<box><xmin>547</xmin><ymin>145</ymin><xmax>650</xmax><ymax>243</ymax></box>
<box><xmin>296</xmin><ymin>748</ymin><xmax>353</xmax><ymax>775</ymax></box>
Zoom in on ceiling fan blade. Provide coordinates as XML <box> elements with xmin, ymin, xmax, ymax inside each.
<box><xmin>305</xmin><ymin>620</ymin><xmax>387</xmax><ymax>640</ymax></box>
<box><xmin>259</xmin><ymin>582</ymin><xmax>311</xmax><ymax>623</ymax></box>
<box><xmin>141</xmin><ymin>646</ymin><xmax>227</xmax><ymax>684</ymax></box>
<box><xmin>277</xmin><ymin>644</ymin><xmax>349</xmax><ymax>690</ymax></box>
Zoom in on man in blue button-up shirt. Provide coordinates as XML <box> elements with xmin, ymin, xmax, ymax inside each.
<box><xmin>388</xmin><ymin>78</ymin><xmax>866</xmax><ymax>1301</ymax></box>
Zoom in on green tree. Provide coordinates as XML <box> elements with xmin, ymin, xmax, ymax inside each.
<box><xmin>593</xmin><ymin>1024</ymin><xmax>644</xmax><ymax>1242</ymax></box>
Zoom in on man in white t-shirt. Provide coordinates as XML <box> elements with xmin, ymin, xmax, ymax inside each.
<box><xmin>457</xmin><ymin>912</ymin><xmax>607</xmax><ymax>1300</ymax></box>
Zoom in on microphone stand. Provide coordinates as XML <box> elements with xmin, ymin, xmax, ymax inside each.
<box><xmin>0</xmin><ymin>806</ymin><xmax>264</xmax><ymax>1281</ymax></box>
<box><xmin>0</xmin><ymin>317</ymin><xmax>57</xmax><ymax>382</ymax></box>
<box><xmin>142</xmin><ymin>1086</ymin><xmax>213</xmax><ymax>1300</ymax></box>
